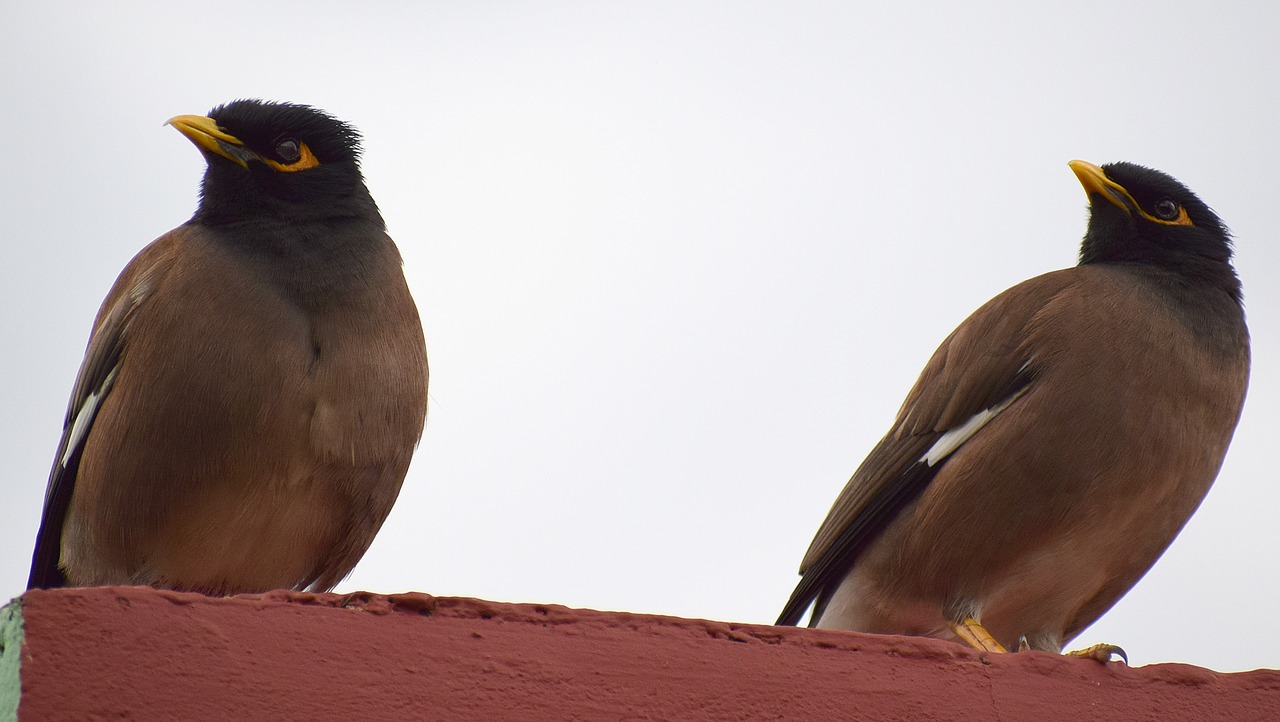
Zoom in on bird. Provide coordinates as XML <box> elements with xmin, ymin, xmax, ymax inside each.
<box><xmin>26</xmin><ymin>99</ymin><xmax>429</xmax><ymax>596</ymax></box>
<box><xmin>776</xmin><ymin>161</ymin><xmax>1249</xmax><ymax>660</ymax></box>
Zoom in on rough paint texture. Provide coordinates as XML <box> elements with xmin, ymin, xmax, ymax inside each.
<box><xmin>13</xmin><ymin>587</ymin><xmax>1280</xmax><ymax>721</ymax></box>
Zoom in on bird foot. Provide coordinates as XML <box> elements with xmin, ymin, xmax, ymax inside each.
<box><xmin>949</xmin><ymin>616</ymin><xmax>1008</xmax><ymax>653</ymax></box>
<box><xmin>1066</xmin><ymin>643</ymin><xmax>1128</xmax><ymax>664</ymax></box>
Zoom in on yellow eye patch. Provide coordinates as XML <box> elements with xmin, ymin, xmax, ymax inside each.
<box><xmin>263</xmin><ymin>142</ymin><xmax>320</xmax><ymax>173</ymax></box>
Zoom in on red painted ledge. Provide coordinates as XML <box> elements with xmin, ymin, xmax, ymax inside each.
<box><xmin>3</xmin><ymin>587</ymin><xmax>1279</xmax><ymax>721</ymax></box>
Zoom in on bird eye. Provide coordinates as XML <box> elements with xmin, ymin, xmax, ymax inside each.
<box><xmin>1153</xmin><ymin>199</ymin><xmax>1180</xmax><ymax>220</ymax></box>
<box><xmin>274</xmin><ymin>137</ymin><xmax>302</xmax><ymax>163</ymax></box>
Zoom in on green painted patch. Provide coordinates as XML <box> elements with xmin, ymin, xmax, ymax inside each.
<box><xmin>0</xmin><ymin>598</ymin><xmax>23</xmax><ymax>722</ymax></box>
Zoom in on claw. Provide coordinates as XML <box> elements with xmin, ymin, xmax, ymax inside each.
<box><xmin>949</xmin><ymin>616</ymin><xmax>1007</xmax><ymax>653</ymax></box>
<box><xmin>1067</xmin><ymin>643</ymin><xmax>1128</xmax><ymax>664</ymax></box>
<box><xmin>1018</xmin><ymin>635</ymin><xmax>1030</xmax><ymax>652</ymax></box>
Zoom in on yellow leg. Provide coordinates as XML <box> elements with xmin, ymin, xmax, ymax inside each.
<box><xmin>1067</xmin><ymin>643</ymin><xmax>1128</xmax><ymax>663</ymax></box>
<box><xmin>948</xmin><ymin>616</ymin><xmax>1007</xmax><ymax>653</ymax></box>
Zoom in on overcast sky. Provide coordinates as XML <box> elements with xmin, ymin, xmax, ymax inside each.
<box><xmin>3</xmin><ymin>2</ymin><xmax>1278</xmax><ymax>672</ymax></box>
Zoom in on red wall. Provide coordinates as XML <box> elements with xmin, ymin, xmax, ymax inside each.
<box><xmin>14</xmin><ymin>587</ymin><xmax>1280</xmax><ymax>720</ymax></box>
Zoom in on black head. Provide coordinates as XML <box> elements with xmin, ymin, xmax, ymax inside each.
<box><xmin>168</xmin><ymin>99</ymin><xmax>382</xmax><ymax>228</ymax></box>
<box><xmin>1070</xmin><ymin>160</ymin><xmax>1238</xmax><ymax>302</ymax></box>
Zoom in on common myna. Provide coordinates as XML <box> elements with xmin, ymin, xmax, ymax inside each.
<box><xmin>776</xmin><ymin>161</ymin><xmax>1248</xmax><ymax>658</ymax></box>
<box><xmin>26</xmin><ymin>100</ymin><xmax>428</xmax><ymax>595</ymax></box>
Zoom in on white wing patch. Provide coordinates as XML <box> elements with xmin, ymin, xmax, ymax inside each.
<box><xmin>60</xmin><ymin>364</ymin><xmax>120</xmax><ymax>469</ymax></box>
<box><xmin>55</xmin><ymin>272</ymin><xmax>155</xmax><ymax>471</ymax></box>
<box><xmin>920</xmin><ymin>384</ymin><xmax>1030</xmax><ymax>468</ymax></box>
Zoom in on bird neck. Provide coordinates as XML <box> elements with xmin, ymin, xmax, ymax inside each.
<box><xmin>1111</xmin><ymin>261</ymin><xmax>1246</xmax><ymax>359</ymax></box>
<box><xmin>192</xmin><ymin>215</ymin><xmax>399</xmax><ymax>313</ymax></box>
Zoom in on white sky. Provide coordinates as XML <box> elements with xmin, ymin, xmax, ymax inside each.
<box><xmin>3</xmin><ymin>2</ymin><xmax>1278</xmax><ymax>672</ymax></box>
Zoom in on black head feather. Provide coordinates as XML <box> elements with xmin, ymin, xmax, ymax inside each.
<box><xmin>190</xmin><ymin>99</ymin><xmax>381</xmax><ymax>228</ymax></box>
<box><xmin>208</xmin><ymin>99</ymin><xmax>364</xmax><ymax>165</ymax></box>
<box><xmin>1079</xmin><ymin>162</ymin><xmax>1239</xmax><ymax>304</ymax></box>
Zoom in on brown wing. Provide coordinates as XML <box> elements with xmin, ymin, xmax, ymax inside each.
<box><xmin>776</xmin><ymin>271</ymin><xmax>1079</xmax><ymax>626</ymax></box>
<box><xmin>27</xmin><ymin>238</ymin><xmax>174</xmax><ymax>589</ymax></box>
